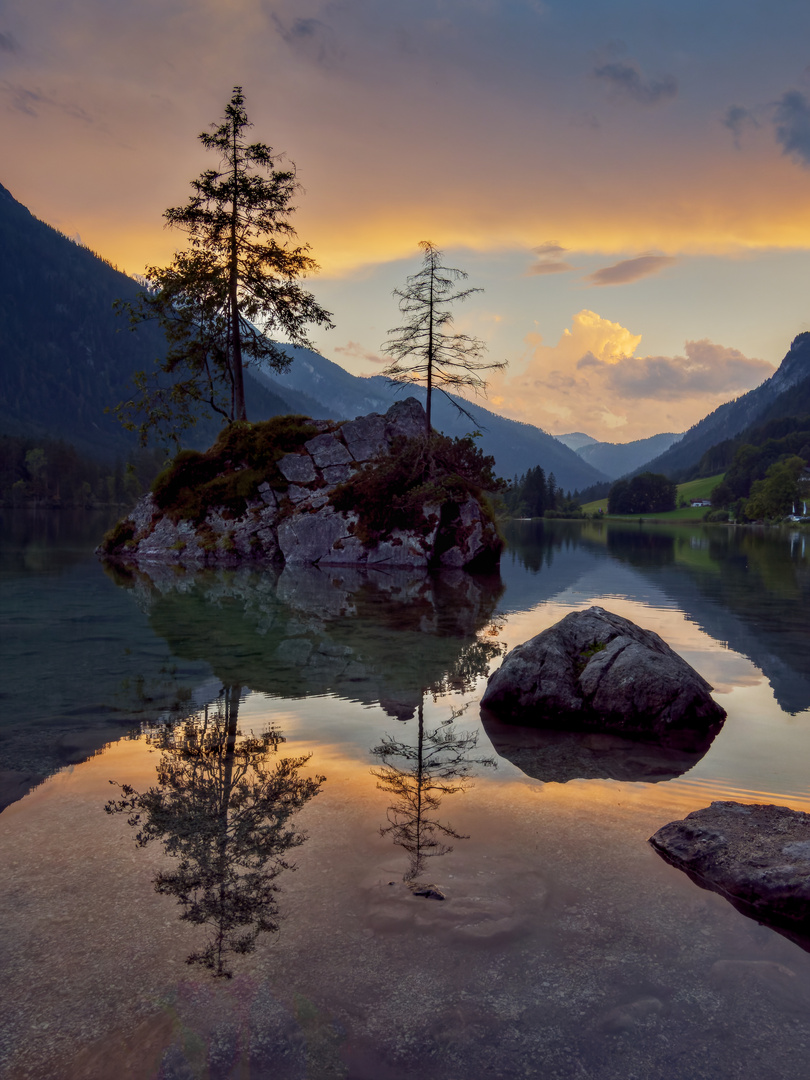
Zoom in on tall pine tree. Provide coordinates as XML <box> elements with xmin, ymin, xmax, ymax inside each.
<box><xmin>116</xmin><ymin>87</ymin><xmax>333</xmax><ymax>444</ymax></box>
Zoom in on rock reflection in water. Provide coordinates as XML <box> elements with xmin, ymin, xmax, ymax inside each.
<box><xmin>110</xmin><ymin>563</ymin><xmax>504</xmax><ymax>720</ymax></box>
<box><xmin>372</xmin><ymin>700</ymin><xmax>496</xmax><ymax>885</ymax></box>
<box><xmin>105</xmin><ymin>686</ymin><xmax>324</xmax><ymax>977</ymax></box>
<box><xmin>480</xmin><ymin>710</ymin><xmax>721</xmax><ymax>783</ymax></box>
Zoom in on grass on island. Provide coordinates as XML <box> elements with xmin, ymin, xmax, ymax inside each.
<box><xmin>581</xmin><ymin>473</ymin><xmax>725</xmax><ymax>520</ymax></box>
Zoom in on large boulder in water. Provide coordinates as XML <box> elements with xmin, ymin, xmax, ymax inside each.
<box><xmin>480</xmin><ymin>606</ymin><xmax>725</xmax><ymax>743</ymax></box>
<box><xmin>650</xmin><ymin>802</ymin><xmax>810</xmax><ymax>949</ymax></box>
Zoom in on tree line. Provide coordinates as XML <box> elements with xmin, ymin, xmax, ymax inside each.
<box><xmin>607</xmin><ymin>472</ymin><xmax>677</xmax><ymax>515</ymax></box>
<box><xmin>709</xmin><ymin>416</ymin><xmax>810</xmax><ymax>520</ymax></box>
<box><xmin>503</xmin><ymin>465</ymin><xmax>583</xmax><ymax>518</ymax></box>
<box><xmin>0</xmin><ymin>435</ymin><xmax>164</xmax><ymax>507</ymax></box>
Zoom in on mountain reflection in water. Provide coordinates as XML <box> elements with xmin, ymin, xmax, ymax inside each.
<box><xmin>106</xmin><ymin>685</ymin><xmax>324</xmax><ymax>978</ymax></box>
<box><xmin>502</xmin><ymin>519</ymin><xmax>810</xmax><ymax>715</ymax></box>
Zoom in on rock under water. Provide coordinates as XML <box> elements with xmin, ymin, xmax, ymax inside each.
<box><xmin>650</xmin><ymin>801</ymin><xmax>810</xmax><ymax>950</ymax></box>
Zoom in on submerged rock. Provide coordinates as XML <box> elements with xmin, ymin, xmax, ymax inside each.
<box><xmin>650</xmin><ymin>801</ymin><xmax>810</xmax><ymax>949</ymax></box>
<box><xmin>98</xmin><ymin>398</ymin><xmax>502</xmax><ymax>571</ymax></box>
<box><xmin>480</xmin><ymin>606</ymin><xmax>725</xmax><ymax>741</ymax></box>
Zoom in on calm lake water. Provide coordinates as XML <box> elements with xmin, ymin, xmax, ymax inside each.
<box><xmin>2</xmin><ymin>512</ymin><xmax>810</xmax><ymax>1079</ymax></box>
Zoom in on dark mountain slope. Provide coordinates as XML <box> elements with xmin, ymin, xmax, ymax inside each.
<box><xmin>0</xmin><ymin>182</ymin><xmax>292</xmax><ymax>459</ymax></box>
<box><xmin>635</xmin><ymin>333</ymin><xmax>810</xmax><ymax>480</ymax></box>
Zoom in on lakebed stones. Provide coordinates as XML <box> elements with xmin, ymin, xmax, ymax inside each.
<box><xmin>99</xmin><ymin>398</ymin><xmax>501</xmax><ymax>571</ymax></box>
<box><xmin>650</xmin><ymin>802</ymin><xmax>810</xmax><ymax>946</ymax></box>
<box><xmin>480</xmin><ymin>606</ymin><xmax>726</xmax><ymax>742</ymax></box>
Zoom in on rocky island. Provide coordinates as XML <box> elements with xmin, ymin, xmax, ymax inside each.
<box><xmin>99</xmin><ymin>398</ymin><xmax>503</xmax><ymax>571</ymax></box>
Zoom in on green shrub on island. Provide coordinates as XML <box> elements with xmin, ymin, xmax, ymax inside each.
<box><xmin>150</xmin><ymin>415</ymin><xmax>320</xmax><ymax>523</ymax></box>
<box><xmin>329</xmin><ymin>432</ymin><xmax>504</xmax><ymax>546</ymax></box>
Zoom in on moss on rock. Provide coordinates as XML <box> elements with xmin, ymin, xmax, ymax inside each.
<box><xmin>150</xmin><ymin>415</ymin><xmax>321</xmax><ymax>523</ymax></box>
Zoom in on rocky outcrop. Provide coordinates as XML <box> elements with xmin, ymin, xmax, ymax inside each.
<box><xmin>480</xmin><ymin>606</ymin><xmax>725</xmax><ymax>742</ymax></box>
<box><xmin>650</xmin><ymin>802</ymin><xmax>810</xmax><ymax>948</ymax></box>
<box><xmin>99</xmin><ymin>399</ymin><xmax>502</xmax><ymax>571</ymax></box>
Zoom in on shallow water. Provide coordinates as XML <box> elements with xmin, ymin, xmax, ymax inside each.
<box><xmin>2</xmin><ymin>512</ymin><xmax>810</xmax><ymax>1079</ymax></box>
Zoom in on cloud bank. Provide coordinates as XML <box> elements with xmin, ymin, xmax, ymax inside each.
<box><xmin>773</xmin><ymin>89</ymin><xmax>810</xmax><ymax>167</ymax></box>
<box><xmin>488</xmin><ymin>311</ymin><xmax>773</xmax><ymax>442</ymax></box>
<box><xmin>527</xmin><ymin>242</ymin><xmax>575</xmax><ymax>276</ymax></box>
<box><xmin>593</xmin><ymin>59</ymin><xmax>677</xmax><ymax>106</ymax></box>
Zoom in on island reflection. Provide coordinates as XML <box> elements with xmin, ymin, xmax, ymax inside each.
<box><xmin>108</xmin><ymin>563</ymin><xmax>505</xmax><ymax>719</ymax></box>
<box><xmin>106</xmin><ymin>685</ymin><xmax>324</xmax><ymax>977</ymax></box>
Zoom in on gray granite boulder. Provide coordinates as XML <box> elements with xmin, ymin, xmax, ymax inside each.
<box><xmin>650</xmin><ymin>802</ymin><xmax>810</xmax><ymax>946</ymax></box>
<box><xmin>480</xmin><ymin>606</ymin><xmax>725</xmax><ymax>741</ymax></box>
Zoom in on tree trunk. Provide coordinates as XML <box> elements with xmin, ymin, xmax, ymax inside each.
<box><xmin>425</xmin><ymin>264</ymin><xmax>434</xmax><ymax>436</ymax></box>
<box><xmin>229</xmin><ymin>124</ymin><xmax>247</xmax><ymax>422</ymax></box>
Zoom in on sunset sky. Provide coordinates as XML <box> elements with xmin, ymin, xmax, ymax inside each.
<box><xmin>4</xmin><ymin>1</ymin><xmax>810</xmax><ymax>440</ymax></box>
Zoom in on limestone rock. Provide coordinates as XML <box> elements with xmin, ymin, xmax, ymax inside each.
<box><xmin>480</xmin><ymin>605</ymin><xmax>725</xmax><ymax>740</ymax></box>
<box><xmin>98</xmin><ymin>398</ymin><xmax>501</xmax><ymax>572</ymax></box>
<box><xmin>304</xmin><ymin>432</ymin><xmax>353</xmax><ymax>468</ymax></box>
<box><xmin>278</xmin><ymin>507</ymin><xmax>357</xmax><ymax>565</ymax></box>
<box><xmin>650</xmin><ymin>801</ymin><xmax>810</xmax><ymax>944</ymax></box>
<box><xmin>384</xmin><ymin>397</ymin><xmax>427</xmax><ymax>441</ymax></box>
<box><xmin>277</xmin><ymin>453</ymin><xmax>316</xmax><ymax>484</ymax></box>
<box><xmin>340</xmin><ymin>413</ymin><xmax>388</xmax><ymax>462</ymax></box>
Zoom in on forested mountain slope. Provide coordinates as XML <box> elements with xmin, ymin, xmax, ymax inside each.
<box><xmin>636</xmin><ymin>334</ymin><xmax>810</xmax><ymax>480</ymax></box>
<box><xmin>0</xmin><ymin>183</ymin><xmax>291</xmax><ymax>459</ymax></box>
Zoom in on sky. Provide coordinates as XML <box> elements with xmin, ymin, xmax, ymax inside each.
<box><xmin>4</xmin><ymin>0</ymin><xmax>810</xmax><ymax>441</ymax></box>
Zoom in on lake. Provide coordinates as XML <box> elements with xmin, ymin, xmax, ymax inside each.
<box><xmin>2</xmin><ymin>512</ymin><xmax>810</xmax><ymax>1079</ymax></box>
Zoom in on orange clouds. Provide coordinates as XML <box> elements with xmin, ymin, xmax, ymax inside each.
<box><xmin>6</xmin><ymin>0</ymin><xmax>810</xmax><ymax>282</ymax></box>
<box><xmin>488</xmin><ymin>311</ymin><xmax>774</xmax><ymax>442</ymax></box>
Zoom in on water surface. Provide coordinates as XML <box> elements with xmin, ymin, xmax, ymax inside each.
<box><xmin>2</xmin><ymin>513</ymin><xmax>810</xmax><ymax>1079</ymax></box>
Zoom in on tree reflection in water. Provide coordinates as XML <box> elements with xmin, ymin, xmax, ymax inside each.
<box><xmin>372</xmin><ymin>700</ymin><xmax>496</xmax><ymax>886</ymax></box>
<box><xmin>106</xmin><ymin>685</ymin><xmax>324</xmax><ymax>977</ymax></box>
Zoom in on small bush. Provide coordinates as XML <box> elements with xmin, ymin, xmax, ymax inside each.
<box><xmin>151</xmin><ymin>415</ymin><xmax>320</xmax><ymax>523</ymax></box>
<box><xmin>330</xmin><ymin>432</ymin><xmax>503</xmax><ymax>546</ymax></box>
<box><xmin>100</xmin><ymin>518</ymin><xmax>135</xmax><ymax>554</ymax></box>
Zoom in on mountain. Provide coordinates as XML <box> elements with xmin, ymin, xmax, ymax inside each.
<box><xmin>556</xmin><ymin>432</ymin><xmax>599</xmax><ymax>452</ymax></box>
<box><xmin>634</xmin><ymin>333</ymin><xmax>810</xmax><ymax>480</ymax></box>
<box><xmin>250</xmin><ymin>347</ymin><xmax>609</xmax><ymax>491</ymax></box>
<box><xmin>0</xmin><ymin>182</ymin><xmax>607</xmax><ymax>490</ymax></box>
<box><xmin>0</xmin><ymin>182</ymin><xmax>293</xmax><ymax>459</ymax></box>
<box><xmin>573</xmin><ymin>432</ymin><xmax>682</xmax><ymax>479</ymax></box>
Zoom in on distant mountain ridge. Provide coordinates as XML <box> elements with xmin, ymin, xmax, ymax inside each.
<box><xmin>249</xmin><ymin>347</ymin><xmax>609</xmax><ymax>490</ymax></box>
<box><xmin>556</xmin><ymin>430</ymin><xmax>683</xmax><ymax>479</ymax></box>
